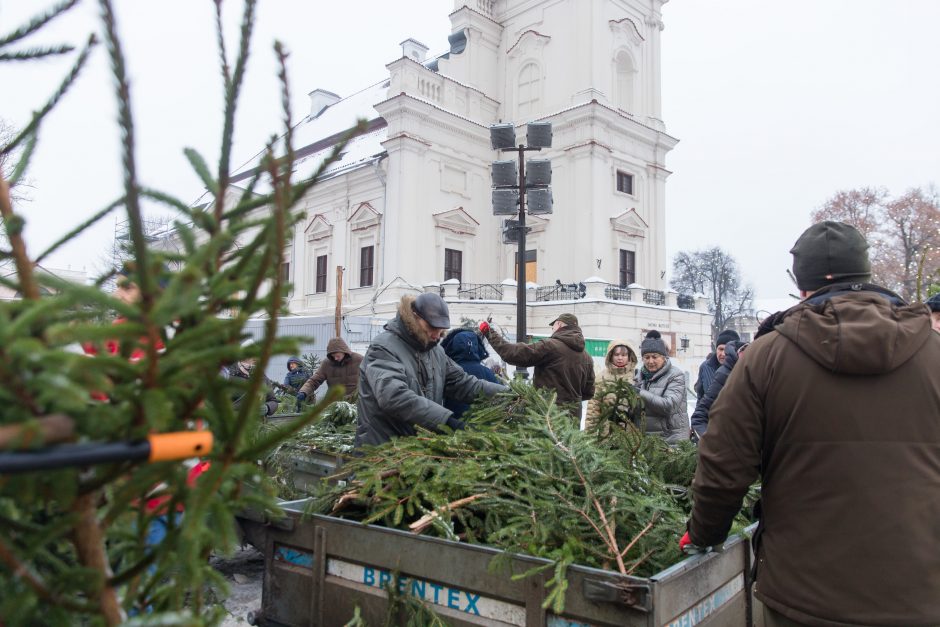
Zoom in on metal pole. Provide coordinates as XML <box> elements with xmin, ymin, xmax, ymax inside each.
<box><xmin>516</xmin><ymin>145</ymin><xmax>528</xmax><ymax>379</ymax></box>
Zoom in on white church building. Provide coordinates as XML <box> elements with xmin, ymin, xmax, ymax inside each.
<box><xmin>217</xmin><ymin>0</ymin><xmax>715</xmax><ymax>375</ymax></box>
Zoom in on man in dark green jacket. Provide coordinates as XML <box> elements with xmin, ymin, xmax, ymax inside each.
<box><xmin>685</xmin><ymin>221</ymin><xmax>940</xmax><ymax>626</ymax></box>
<box><xmin>355</xmin><ymin>293</ymin><xmax>506</xmax><ymax>447</ymax></box>
<box><xmin>479</xmin><ymin>312</ymin><xmax>594</xmax><ymax>419</ymax></box>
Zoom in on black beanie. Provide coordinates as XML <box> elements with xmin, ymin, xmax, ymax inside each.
<box><xmin>715</xmin><ymin>329</ymin><xmax>740</xmax><ymax>347</ymax></box>
<box><xmin>640</xmin><ymin>330</ymin><xmax>669</xmax><ymax>357</ymax></box>
<box><xmin>927</xmin><ymin>293</ymin><xmax>940</xmax><ymax>313</ymax></box>
<box><xmin>790</xmin><ymin>221</ymin><xmax>871</xmax><ymax>292</ymax></box>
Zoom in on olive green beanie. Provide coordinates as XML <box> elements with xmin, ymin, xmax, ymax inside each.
<box><xmin>790</xmin><ymin>221</ymin><xmax>871</xmax><ymax>292</ymax></box>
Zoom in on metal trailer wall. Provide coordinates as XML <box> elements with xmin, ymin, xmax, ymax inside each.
<box><xmin>249</xmin><ymin>500</ymin><xmax>755</xmax><ymax>627</ymax></box>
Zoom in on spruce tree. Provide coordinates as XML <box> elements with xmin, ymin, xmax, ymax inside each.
<box><xmin>0</xmin><ymin>1</ymin><xmax>351</xmax><ymax>623</ymax></box>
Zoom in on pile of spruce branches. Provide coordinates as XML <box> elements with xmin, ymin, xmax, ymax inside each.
<box><xmin>263</xmin><ymin>400</ymin><xmax>357</xmax><ymax>498</ymax></box>
<box><xmin>310</xmin><ymin>381</ymin><xmax>700</xmax><ymax>613</ymax></box>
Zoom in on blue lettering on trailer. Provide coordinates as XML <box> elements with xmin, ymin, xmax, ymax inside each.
<box><xmin>666</xmin><ymin>574</ymin><xmax>744</xmax><ymax>627</ymax></box>
<box><xmin>357</xmin><ymin>566</ymin><xmax>481</xmax><ymax>615</ymax></box>
<box><xmin>329</xmin><ymin>558</ymin><xmax>527</xmax><ymax>623</ymax></box>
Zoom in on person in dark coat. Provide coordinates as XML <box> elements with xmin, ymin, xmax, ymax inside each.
<box><xmin>441</xmin><ymin>328</ymin><xmax>499</xmax><ymax>419</ymax></box>
<box><xmin>224</xmin><ymin>352</ymin><xmax>279</xmax><ymax>417</ymax></box>
<box><xmin>694</xmin><ymin>329</ymin><xmax>739</xmax><ymax>401</ymax></box>
<box><xmin>355</xmin><ymin>293</ymin><xmax>507</xmax><ymax>447</ymax></box>
<box><xmin>295</xmin><ymin>337</ymin><xmax>363</xmax><ymax>410</ymax></box>
<box><xmin>928</xmin><ymin>292</ymin><xmax>940</xmax><ymax>332</ymax></box>
<box><xmin>689</xmin><ymin>340</ymin><xmax>747</xmax><ymax>441</ymax></box>
<box><xmin>478</xmin><ymin>312</ymin><xmax>595</xmax><ymax>420</ymax></box>
<box><xmin>684</xmin><ymin>221</ymin><xmax>940</xmax><ymax>626</ymax></box>
<box><xmin>282</xmin><ymin>356</ymin><xmax>310</xmax><ymax>393</ymax></box>
<box><xmin>634</xmin><ymin>331</ymin><xmax>687</xmax><ymax>444</ymax></box>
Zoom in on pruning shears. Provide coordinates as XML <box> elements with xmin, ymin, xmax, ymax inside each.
<box><xmin>0</xmin><ymin>431</ymin><xmax>213</xmax><ymax>474</ymax></box>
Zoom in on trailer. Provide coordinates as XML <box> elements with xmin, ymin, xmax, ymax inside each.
<box><xmin>245</xmin><ymin>499</ymin><xmax>757</xmax><ymax>627</ymax></box>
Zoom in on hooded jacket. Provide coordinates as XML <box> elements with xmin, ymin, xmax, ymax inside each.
<box><xmin>355</xmin><ymin>296</ymin><xmax>507</xmax><ymax>447</ymax></box>
<box><xmin>298</xmin><ymin>337</ymin><xmax>363</xmax><ymax>398</ymax></box>
<box><xmin>484</xmin><ymin>323</ymin><xmax>595</xmax><ymax>413</ymax></box>
<box><xmin>283</xmin><ymin>356</ymin><xmax>309</xmax><ymax>391</ymax></box>
<box><xmin>635</xmin><ymin>359</ymin><xmax>687</xmax><ymax>444</ymax></box>
<box><xmin>690</xmin><ymin>286</ymin><xmax>940</xmax><ymax>626</ymax></box>
<box><xmin>585</xmin><ymin>339</ymin><xmax>637</xmax><ymax>428</ymax></box>
<box><xmin>441</xmin><ymin>329</ymin><xmax>499</xmax><ymax>419</ymax></box>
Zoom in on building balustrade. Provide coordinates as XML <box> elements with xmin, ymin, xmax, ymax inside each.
<box><xmin>456</xmin><ymin>283</ymin><xmax>504</xmax><ymax>300</ymax></box>
<box><xmin>604</xmin><ymin>286</ymin><xmax>632</xmax><ymax>301</ymax></box>
<box><xmin>643</xmin><ymin>289</ymin><xmax>666</xmax><ymax>306</ymax></box>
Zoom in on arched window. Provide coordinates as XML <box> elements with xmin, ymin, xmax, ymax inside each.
<box><xmin>615</xmin><ymin>51</ymin><xmax>635</xmax><ymax>112</ymax></box>
<box><xmin>517</xmin><ymin>62</ymin><xmax>541</xmax><ymax>117</ymax></box>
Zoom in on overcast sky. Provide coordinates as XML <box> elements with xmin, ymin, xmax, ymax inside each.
<box><xmin>4</xmin><ymin>1</ymin><xmax>940</xmax><ymax>304</ymax></box>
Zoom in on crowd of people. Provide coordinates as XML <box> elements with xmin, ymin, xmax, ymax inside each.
<box><xmin>145</xmin><ymin>218</ymin><xmax>937</xmax><ymax>626</ymax></box>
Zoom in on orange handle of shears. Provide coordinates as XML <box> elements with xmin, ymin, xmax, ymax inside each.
<box><xmin>147</xmin><ymin>431</ymin><xmax>213</xmax><ymax>462</ymax></box>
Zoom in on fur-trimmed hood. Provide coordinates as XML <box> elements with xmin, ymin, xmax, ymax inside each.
<box><xmin>386</xmin><ymin>295</ymin><xmax>440</xmax><ymax>351</ymax></box>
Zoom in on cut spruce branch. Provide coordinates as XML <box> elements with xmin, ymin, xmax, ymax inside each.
<box><xmin>308</xmin><ymin>382</ymin><xmax>717</xmax><ymax>614</ymax></box>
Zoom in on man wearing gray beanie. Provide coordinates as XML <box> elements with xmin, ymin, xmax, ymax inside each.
<box><xmin>685</xmin><ymin>221</ymin><xmax>940</xmax><ymax>626</ymax></box>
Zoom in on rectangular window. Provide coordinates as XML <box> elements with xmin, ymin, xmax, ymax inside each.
<box><xmin>619</xmin><ymin>249</ymin><xmax>636</xmax><ymax>288</ymax></box>
<box><xmin>514</xmin><ymin>249</ymin><xmax>537</xmax><ymax>284</ymax></box>
<box><xmin>616</xmin><ymin>170</ymin><xmax>634</xmax><ymax>195</ymax></box>
<box><xmin>280</xmin><ymin>262</ymin><xmax>290</xmax><ymax>283</ymax></box>
<box><xmin>444</xmin><ymin>248</ymin><xmax>462</xmax><ymax>283</ymax></box>
<box><xmin>315</xmin><ymin>255</ymin><xmax>328</xmax><ymax>293</ymax></box>
<box><xmin>360</xmin><ymin>245</ymin><xmax>374</xmax><ymax>287</ymax></box>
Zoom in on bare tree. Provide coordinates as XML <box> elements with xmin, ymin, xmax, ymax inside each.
<box><xmin>671</xmin><ymin>247</ymin><xmax>754</xmax><ymax>339</ymax></box>
<box><xmin>812</xmin><ymin>186</ymin><xmax>940</xmax><ymax>300</ymax></box>
<box><xmin>0</xmin><ymin>118</ymin><xmax>32</xmax><ymax>207</ymax></box>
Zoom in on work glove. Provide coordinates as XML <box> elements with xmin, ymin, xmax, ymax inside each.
<box><xmin>295</xmin><ymin>392</ymin><xmax>307</xmax><ymax>413</ymax></box>
<box><xmin>478</xmin><ymin>320</ymin><xmax>490</xmax><ymax>335</ymax></box>
<box><xmin>444</xmin><ymin>416</ymin><xmax>466</xmax><ymax>431</ymax></box>
<box><xmin>679</xmin><ymin>531</ymin><xmax>710</xmax><ymax>555</ymax></box>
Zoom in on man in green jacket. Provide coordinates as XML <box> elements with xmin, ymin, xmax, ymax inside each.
<box><xmin>355</xmin><ymin>293</ymin><xmax>506</xmax><ymax>447</ymax></box>
<box><xmin>684</xmin><ymin>221</ymin><xmax>940</xmax><ymax>626</ymax></box>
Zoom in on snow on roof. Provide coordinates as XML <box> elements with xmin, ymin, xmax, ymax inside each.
<box><xmin>291</xmin><ymin>79</ymin><xmax>389</xmax><ymax>150</ymax></box>
<box><xmin>229</xmin><ymin>79</ymin><xmax>390</xmax><ymax>194</ymax></box>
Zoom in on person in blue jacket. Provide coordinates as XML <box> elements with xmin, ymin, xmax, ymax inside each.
<box><xmin>441</xmin><ymin>328</ymin><xmax>499</xmax><ymax>419</ymax></box>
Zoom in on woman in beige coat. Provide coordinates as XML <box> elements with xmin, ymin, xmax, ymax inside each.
<box><xmin>585</xmin><ymin>339</ymin><xmax>638</xmax><ymax>430</ymax></box>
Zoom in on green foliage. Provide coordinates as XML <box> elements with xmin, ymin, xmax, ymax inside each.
<box><xmin>311</xmin><ymin>382</ymin><xmax>700</xmax><ymax>613</ymax></box>
<box><xmin>587</xmin><ymin>375</ymin><xmax>645</xmax><ymax>432</ymax></box>
<box><xmin>0</xmin><ymin>1</ymin><xmax>365</xmax><ymax>624</ymax></box>
<box><xmin>301</xmin><ymin>351</ymin><xmax>321</xmax><ymax>375</ymax></box>
<box><xmin>263</xmin><ymin>401</ymin><xmax>356</xmax><ymax>499</ymax></box>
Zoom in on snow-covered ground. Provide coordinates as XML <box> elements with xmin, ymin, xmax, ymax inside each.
<box><xmin>213</xmin><ymin>547</ymin><xmax>265</xmax><ymax>626</ymax></box>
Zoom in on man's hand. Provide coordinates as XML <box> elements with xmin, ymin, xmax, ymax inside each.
<box><xmin>445</xmin><ymin>416</ymin><xmax>466</xmax><ymax>431</ymax></box>
<box><xmin>679</xmin><ymin>531</ymin><xmax>710</xmax><ymax>555</ymax></box>
<box><xmin>295</xmin><ymin>392</ymin><xmax>307</xmax><ymax>413</ymax></box>
<box><xmin>478</xmin><ymin>320</ymin><xmax>490</xmax><ymax>335</ymax></box>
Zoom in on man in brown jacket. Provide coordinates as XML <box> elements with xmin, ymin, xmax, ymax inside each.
<box><xmin>295</xmin><ymin>337</ymin><xmax>363</xmax><ymax>409</ymax></box>
<box><xmin>479</xmin><ymin>313</ymin><xmax>594</xmax><ymax>419</ymax></box>
<box><xmin>684</xmin><ymin>221</ymin><xmax>940</xmax><ymax>626</ymax></box>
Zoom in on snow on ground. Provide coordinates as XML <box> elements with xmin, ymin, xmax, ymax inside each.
<box><xmin>212</xmin><ymin>546</ymin><xmax>265</xmax><ymax>626</ymax></box>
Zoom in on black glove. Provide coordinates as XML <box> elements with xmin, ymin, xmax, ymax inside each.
<box><xmin>295</xmin><ymin>392</ymin><xmax>307</xmax><ymax>412</ymax></box>
<box><xmin>445</xmin><ymin>416</ymin><xmax>466</xmax><ymax>431</ymax></box>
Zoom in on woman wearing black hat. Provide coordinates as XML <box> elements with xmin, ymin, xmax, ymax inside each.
<box><xmin>635</xmin><ymin>331</ymin><xmax>688</xmax><ymax>444</ymax></box>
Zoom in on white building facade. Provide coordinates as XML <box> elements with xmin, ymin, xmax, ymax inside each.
<box><xmin>227</xmin><ymin>0</ymin><xmax>715</xmax><ymax>374</ymax></box>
